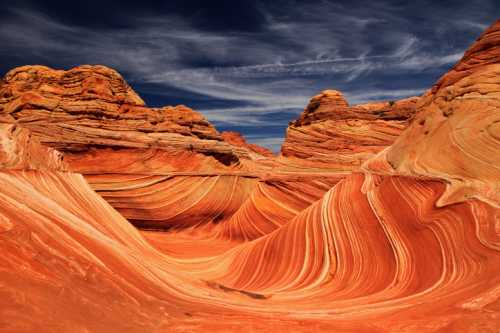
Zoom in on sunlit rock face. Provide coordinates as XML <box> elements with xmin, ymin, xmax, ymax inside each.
<box><xmin>281</xmin><ymin>89</ymin><xmax>419</xmax><ymax>170</ymax></box>
<box><xmin>364</xmin><ymin>21</ymin><xmax>500</xmax><ymax>206</ymax></box>
<box><xmin>0</xmin><ymin>20</ymin><xmax>499</xmax><ymax>333</ymax></box>
<box><xmin>0</xmin><ymin>123</ymin><xmax>66</xmax><ymax>170</ymax></box>
<box><xmin>221</xmin><ymin>131</ymin><xmax>274</xmax><ymax>157</ymax></box>
<box><xmin>0</xmin><ymin>65</ymin><xmax>278</xmax><ymax>231</ymax></box>
<box><xmin>0</xmin><ymin>65</ymin><xmax>257</xmax><ymax>172</ymax></box>
<box><xmin>211</xmin><ymin>174</ymin><xmax>343</xmax><ymax>241</ymax></box>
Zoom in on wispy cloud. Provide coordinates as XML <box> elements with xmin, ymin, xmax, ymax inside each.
<box><xmin>0</xmin><ymin>1</ymin><xmax>497</xmax><ymax>150</ymax></box>
<box><xmin>345</xmin><ymin>88</ymin><xmax>427</xmax><ymax>105</ymax></box>
<box><xmin>458</xmin><ymin>20</ymin><xmax>489</xmax><ymax>31</ymax></box>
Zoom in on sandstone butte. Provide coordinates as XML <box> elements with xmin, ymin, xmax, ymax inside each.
<box><xmin>0</xmin><ymin>19</ymin><xmax>499</xmax><ymax>333</ymax></box>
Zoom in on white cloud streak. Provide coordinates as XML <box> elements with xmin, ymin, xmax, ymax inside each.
<box><xmin>0</xmin><ymin>2</ymin><xmax>495</xmax><ymax>150</ymax></box>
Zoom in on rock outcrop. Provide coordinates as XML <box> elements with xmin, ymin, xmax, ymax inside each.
<box><xmin>0</xmin><ymin>65</ymin><xmax>262</xmax><ymax>173</ymax></box>
<box><xmin>221</xmin><ymin>131</ymin><xmax>274</xmax><ymax>157</ymax></box>
<box><xmin>0</xmin><ymin>65</ymin><xmax>279</xmax><ymax>230</ymax></box>
<box><xmin>364</xmin><ymin>20</ymin><xmax>500</xmax><ymax>206</ymax></box>
<box><xmin>281</xmin><ymin>90</ymin><xmax>418</xmax><ymax>170</ymax></box>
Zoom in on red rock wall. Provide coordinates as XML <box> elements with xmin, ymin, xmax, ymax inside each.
<box><xmin>281</xmin><ymin>90</ymin><xmax>419</xmax><ymax>170</ymax></box>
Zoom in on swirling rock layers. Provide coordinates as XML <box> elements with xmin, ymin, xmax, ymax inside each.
<box><xmin>1</xmin><ymin>170</ymin><xmax>498</xmax><ymax>332</ymax></box>
<box><xmin>221</xmin><ymin>131</ymin><xmax>274</xmax><ymax>157</ymax></box>
<box><xmin>0</xmin><ymin>65</ymin><xmax>285</xmax><ymax>231</ymax></box>
<box><xmin>364</xmin><ymin>19</ymin><xmax>500</xmax><ymax>206</ymax></box>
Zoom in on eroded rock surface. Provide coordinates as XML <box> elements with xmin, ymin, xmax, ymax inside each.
<box><xmin>0</xmin><ymin>65</ymin><xmax>261</xmax><ymax>173</ymax></box>
<box><xmin>364</xmin><ymin>20</ymin><xmax>500</xmax><ymax>206</ymax></box>
<box><xmin>221</xmin><ymin>131</ymin><xmax>274</xmax><ymax>157</ymax></box>
<box><xmin>281</xmin><ymin>89</ymin><xmax>419</xmax><ymax>170</ymax></box>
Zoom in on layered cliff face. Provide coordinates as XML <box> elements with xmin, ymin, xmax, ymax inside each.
<box><xmin>221</xmin><ymin>131</ymin><xmax>274</xmax><ymax>157</ymax></box>
<box><xmin>364</xmin><ymin>21</ymin><xmax>500</xmax><ymax>206</ymax></box>
<box><xmin>0</xmin><ymin>65</ymin><xmax>260</xmax><ymax>173</ymax></box>
<box><xmin>281</xmin><ymin>90</ymin><xmax>418</xmax><ymax>170</ymax></box>
<box><xmin>0</xmin><ymin>65</ymin><xmax>280</xmax><ymax>231</ymax></box>
<box><xmin>1</xmin><ymin>20</ymin><xmax>499</xmax><ymax>333</ymax></box>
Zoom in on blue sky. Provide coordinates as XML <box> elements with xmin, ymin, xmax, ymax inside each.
<box><xmin>0</xmin><ymin>0</ymin><xmax>498</xmax><ymax>151</ymax></box>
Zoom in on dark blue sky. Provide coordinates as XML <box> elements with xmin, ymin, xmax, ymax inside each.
<box><xmin>1</xmin><ymin>1</ymin><xmax>498</xmax><ymax>151</ymax></box>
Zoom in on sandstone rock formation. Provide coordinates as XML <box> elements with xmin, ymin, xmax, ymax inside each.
<box><xmin>281</xmin><ymin>89</ymin><xmax>419</xmax><ymax>170</ymax></box>
<box><xmin>364</xmin><ymin>21</ymin><xmax>500</xmax><ymax>207</ymax></box>
<box><xmin>0</xmin><ymin>20</ymin><xmax>499</xmax><ymax>333</ymax></box>
<box><xmin>221</xmin><ymin>131</ymin><xmax>274</xmax><ymax>157</ymax></box>
<box><xmin>0</xmin><ymin>65</ymin><xmax>264</xmax><ymax>173</ymax></box>
<box><xmin>0</xmin><ymin>65</ymin><xmax>282</xmax><ymax>231</ymax></box>
<box><xmin>0</xmin><ymin>123</ymin><xmax>65</xmax><ymax>170</ymax></box>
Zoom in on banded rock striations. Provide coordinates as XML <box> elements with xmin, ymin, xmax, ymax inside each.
<box><xmin>0</xmin><ymin>65</ymin><xmax>258</xmax><ymax>173</ymax></box>
<box><xmin>0</xmin><ymin>65</ymin><xmax>282</xmax><ymax>231</ymax></box>
<box><xmin>221</xmin><ymin>131</ymin><xmax>274</xmax><ymax>158</ymax></box>
<box><xmin>364</xmin><ymin>20</ymin><xmax>500</xmax><ymax>206</ymax></box>
<box><xmin>281</xmin><ymin>89</ymin><xmax>419</xmax><ymax>170</ymax></box>
<box><xmin>0</xmin><ymin>20</ymin><xmax>500</xmax><ymax>333</ymax></box>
